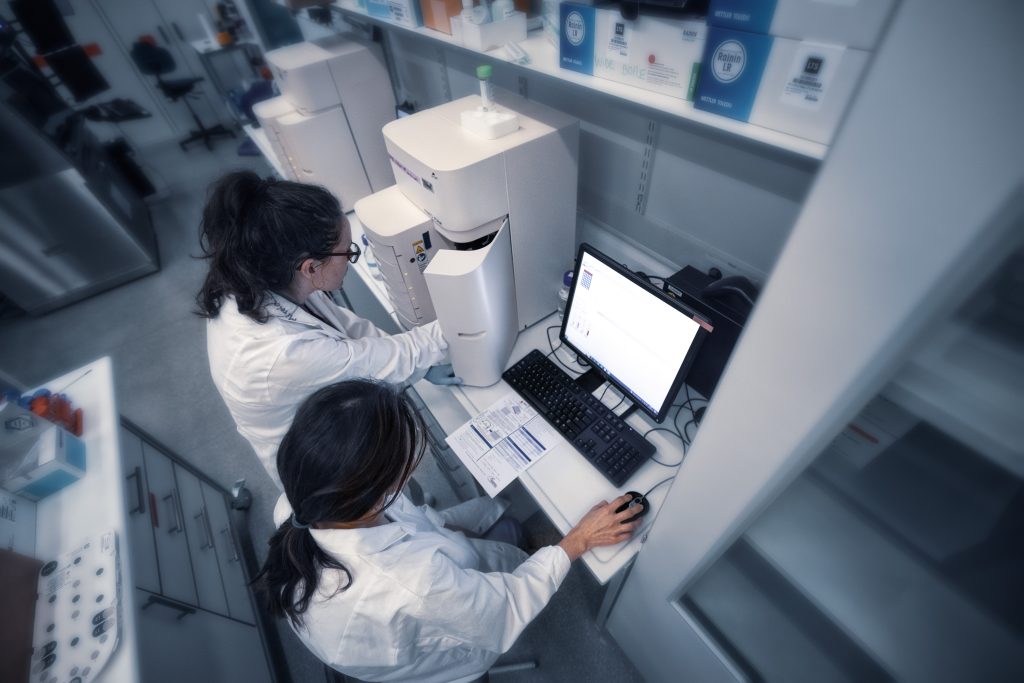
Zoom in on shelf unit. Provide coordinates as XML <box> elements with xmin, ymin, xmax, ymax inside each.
<box><xmin>330</xmin><ymin>1</ymin><xmax>827</xmax><ymax>161</ymax></box>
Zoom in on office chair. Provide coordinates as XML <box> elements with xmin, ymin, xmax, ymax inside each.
<box><xmin>130</xmin><ymin>39</ymin><xmax>235</xmax><ymax>151</ymax></box>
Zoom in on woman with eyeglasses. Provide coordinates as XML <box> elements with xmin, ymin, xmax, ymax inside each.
<box><xmin>259</xmin><ymin>379</ymin><xmax>640</xmax><ymax>682</ymax></box>
<box><xmin>197</xmin><ymin>171</ymin><xmax>459</xmax><ymax>488</ymax></box>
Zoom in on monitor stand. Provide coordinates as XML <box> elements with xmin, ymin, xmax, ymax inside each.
<box><xmin>575</xmin><ymin>367</ymin><xmax>640</xmax><ymax>418</ymax></box>
<box><xmin>574</xmin><ymin>366</ymin><xmax>605</xmax><ymax>393</ymax></box>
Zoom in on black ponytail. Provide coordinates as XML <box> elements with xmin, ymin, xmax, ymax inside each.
<box><xmin>254</xmin><ymin>380</ymin><xmax>426</xmax><ymax>627</ymax></box>
<box><xmin>195</xmin><ymin>170</ymin><xmax>343</xmax><ymax>322</ymax></box>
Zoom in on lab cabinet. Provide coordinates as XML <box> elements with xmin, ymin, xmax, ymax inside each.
<box><xmin>135</xmin><ymin>588</ymin><xmax>273</xmax><ymax>683</ymax></box>
<box><xmin>203</xmin><ymin>479</ymin><xmax>256</xmax><ymax>623</ymax></box>
<box><xmin>120</xmin><ymin>426</ymin><xmax>160</xmax><ymax>594</ymax></box>
<box><xmin>119</xmin><ymin>420</ymin><xmax>275</xmax><ymax>683</ymax></box>
<box><xmin>139</xmin><ymin>439</ymin><xmax>198</xmax><ymax>606</ymax></box>
<box><xmin>175</xmin><ymin>464</ymin><xmax>230</xmax><ymax>615</ymax></box>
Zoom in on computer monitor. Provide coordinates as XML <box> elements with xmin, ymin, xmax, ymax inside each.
<box><xmin>560</xmin><ymin>243</ymin><xmax>712</xmax><ymax>423</ymax></box>
<box><xmin>10</xmin><ymin>0</ymin><xmax>75</xmax><ymax>55</ymax></box>
<box><xmin>43</xmin><ymin>46</ymin><xmax>109</xmax><ymax>101</ymax></box>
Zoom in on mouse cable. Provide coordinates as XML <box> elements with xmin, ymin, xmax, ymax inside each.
<box><xmin>631</xmin><ymin>475</ymin><xmax>680</xmax><ymax>544</ymax></box>
<box><xmin>643</xmin><ymin>476</ymin><xmax>675</xmax><ymax>500</ymax></box>
<box><xmin>680</xmin><ymin>419</ymin><xmax>696</xmax><ymax>444</ymax></box>
<box><xmin>545</xmin><ymin>326</ymin><xmax>584</xmax><ymax>376</ymax></box>
<box><xmin>672</xmin><ymin>403</ymin><xmax>692</xmax><ymax>443</ymax></box>
<box><xmin>683</xmin><ymin>385</ymin><xmax>708</xmax><ymax>422</ymax></box>
<box><xmin>642</xmin><ymin>427</ymin><xmax>687</xmax><ymax>467</ymax></box>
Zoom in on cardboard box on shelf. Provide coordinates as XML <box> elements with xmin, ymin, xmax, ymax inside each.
<box><xmin>452</xmin><ymin>11</ymin><xmax>527</xmax><ymax>51</ymax></box>
<box><xmin>694</xmin><ymin>26</ymin><xmax>869</xmax><ymax>145</ymax></box>
<box><xmin>421</xmin><ymin>0</ymin><xmax>533</xmax><ymax>35</ymax></box>
<box><xmin>594</xmin><ymin>12</ymin><xmax>706</xmax><ymax>101</ymax></box>
<box><xmin>707</xmin><ymin>0</ymin><xmax>894</xmax><ymax>50</ymax></box>
<box><xmin>420</xmin><ymin>0</ymin><xmax>463</xmax><ymax>34</ymax></box>
<box><xmin>560</xmin><ymin>3</ymin><xmax>707</xmax><ymax>101</ymax></box>
<box><xmin>367</xmin><ymin>0</ymin><xmax>424</xmax><ymax>28</ymax></box>
<box><xmin>1</xmin><ymin>421</ymin><xmax>86</xmax><ymax>502</ymax></box>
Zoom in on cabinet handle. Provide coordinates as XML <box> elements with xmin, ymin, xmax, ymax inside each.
<box><xmin>163</xmin><ymin>489</ymin><xmax>184</xmax><ymax>534</ymax></box>
<box><xmin>157</xmin><ymin>25</ymin><xmax>170</xmax><ymax>44</ymax></box>
<box><xmin>126</xmin><ymin>466</ymin><xmax>146</xmax><ymax>515</ymax></box>
<box><xmin>430</xmin><ymin>440</ymin><xmax>462</xmax><ymax>473</ymax></box>
<box><xmin>220</xmin><ymin>527</ymin><xmax>240</xmax><ymax>563</ymax></box>
<box><xmin>172</xmin><ymin>22</ymin><xmax>185</xmax><ymax>41</ymax></box>
<box><xmin>194</xmin><ymin>507</ymin><xmax>214</xmax><ymax>550</ymax></box>
<box><xmin>141</xmin><ymin>594</ymin><xmax>195</xmax><ymax>621</ymax></box>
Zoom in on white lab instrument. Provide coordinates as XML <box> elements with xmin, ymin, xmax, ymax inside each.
<box><xmin>357</xmin><ymin>92</ymin><xmax>579</xmax><ymax>386</ymax></box>
<box><xmin>353</xmin><ymin>186</ymin><xmax>442</xmax><ymax>328</ymax></box>
<box><xmin>259</xmin><ymin>34</ymin><xmax>396</xmax><ymax>208</ymax></box>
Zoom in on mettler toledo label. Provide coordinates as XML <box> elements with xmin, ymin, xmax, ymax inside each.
<box><xmin>694</xmin><ymin>27</ymin><xmax>773</xmax><ymax>122</ymax></box>
<box><xmin>560</xmin><ymin>3</ymin><xmax>596</xmax><ymax>75</ymax></box>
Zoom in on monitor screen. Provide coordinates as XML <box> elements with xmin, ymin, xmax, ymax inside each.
<box><xmin>560</xmin><ymin>243</ymin><xmax>711</xmax><ymax>423</ymax></box>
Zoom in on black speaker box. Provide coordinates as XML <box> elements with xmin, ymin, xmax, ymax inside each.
<box><xmin>665</xmin><ymin>266</ymin><xmax>751</xmax><ymax>399</ymax></box>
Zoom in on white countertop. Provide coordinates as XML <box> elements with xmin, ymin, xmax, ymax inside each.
<box><xmin>241</xmin><ymin>129</ymin><xmax>689</xmax><ymax>583</ymax></box>
<box><xmin>33</xmin><ymin>357</ymin><xmax>140</xmax><ymax>683</ymax></box>
<box><xmin>348</xmin><ymin>213</ymin><xmax>685</xmax><ymax>584</ymax></box>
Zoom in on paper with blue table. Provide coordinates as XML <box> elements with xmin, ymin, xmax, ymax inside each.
<box><xmin>446</xmin><ymin>393</ymin><xmax>559</xmax><ymax>497</ymax></box>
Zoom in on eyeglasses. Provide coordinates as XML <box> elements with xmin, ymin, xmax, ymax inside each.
<box><xmin>319</xmin><ymin>241</ymin><xmax>361</xmax><ymax>264</ymax></box>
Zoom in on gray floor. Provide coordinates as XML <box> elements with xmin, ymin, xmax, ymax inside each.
<box><xmin>0</xmin><ymin>139</ymin><xmax>644</xmax><ymax>683</ymax></box>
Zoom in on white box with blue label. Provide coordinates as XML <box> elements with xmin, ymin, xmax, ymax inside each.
<box><xmin>367</xmin><ymin>0</ymin><xmax>424</xmax><ymax>28</ymax></box>
<box><xmin>695</xmin><ymin>26</ymin><xmax>869</xmax><ymax>144</ymax></box>
<box><xmin>594</xmin><ymin>12</ymin><xmax>706</xmax><ymax>100</ymax></box>
<box><xmin>560</xmin><ymin>3</ymin><xmax>596</xmax><ymax>74</ymax></box>
<box><xmin>561</xmin><ymin>3</ymin><xmax>707</xmax><ymax>101</ymax></box>
<box><xmin>1</xmin><ymin>414</ymin><xmax>86</xmax><ymax>501</ymax></box>
<box><xmin>707</xmin><ymin>0</ymin><xmax>894</xmax><ymax>50</ymax></box>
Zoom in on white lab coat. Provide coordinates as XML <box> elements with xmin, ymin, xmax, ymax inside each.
<box><xmin>273</xmin><ymin>494</ymin><xmax>572</xmax><ymax>683</ymax></box>
<box><xmin>207</xmin><ymin>291</ymin><xmax>448</xmax><ymax>488</ymax></box>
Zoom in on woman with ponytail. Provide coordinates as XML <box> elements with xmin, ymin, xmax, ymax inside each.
<box><xmin>259</xmin><ymin>379</ymin><xmax>641</xmax><ymax>683</ymax></box>
<box><xmin>197</xmin><ymin>171</ymin><xmax>459</xmax><ymax>488</ymax></box>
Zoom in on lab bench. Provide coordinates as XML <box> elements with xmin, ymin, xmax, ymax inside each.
<box><xmin>241</xmin><ymin>120</ymin><xmax>687</xmax><ymax>586</ymax></box>
<box><xmin>22</xmin><ymin>358</ymin><xmax>283</xmax><ymax>683</ymax></box>
<box><xmin>345</xmin><ymin>214</ymin><xmax>689</xmax><ymax>587</ymax></box>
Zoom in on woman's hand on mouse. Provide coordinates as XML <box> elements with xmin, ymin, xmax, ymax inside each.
<box><xmin>557</xmin><ymin>494</ymin><xmax>642</xmax><ymax>561</ymax></box>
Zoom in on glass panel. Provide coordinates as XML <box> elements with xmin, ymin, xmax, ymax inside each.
<box><xmin>680</xmin><ymin>248</ymin><xmax>1024</xmax><ymax>682</ymax></box>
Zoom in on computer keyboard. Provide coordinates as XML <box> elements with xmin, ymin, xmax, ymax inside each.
<box><xmin>502</xmin><ymin>349</ymin><xmax>655</xmax><ymax>487</ymax></box>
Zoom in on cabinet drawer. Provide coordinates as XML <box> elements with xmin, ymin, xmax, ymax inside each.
<box><xmin>119</xmin><ymin>425</ymin><xmax>160</xmax><ymax>593</ymax></box>
<box><xmin>141</xmin><ymin>444</ymin><xmax>198</xmax><ymax>606</ymax></box>
<box><xmin>176</xmin><ymin>464</ymin><xmax>229</xmax><ymax>616</ymax></box>
<box><xmin>202</xmin><ymin>481</ymin><xmax>256</xmax><ymax>624</ymax></box>
<box><xmin>136</xmin><ymin>588</ymin><xmax>273</xmax><ymax>683</ymax></box>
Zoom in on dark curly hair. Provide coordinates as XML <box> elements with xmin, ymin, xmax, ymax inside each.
<box><xmin>254</xmin><ymin>380</ymin><xmax>426</xmax><ymax>627</ymax></box>
<box><xmin>195</xmin><ymin>171</ymin><xmax>343</xmax><ymax>322</ymax></box>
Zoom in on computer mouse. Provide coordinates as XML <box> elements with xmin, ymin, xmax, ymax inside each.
<box><xmin>615</xmin><ymin>491</ymin><xmax>649</xmax><ymax>524</ymax></box>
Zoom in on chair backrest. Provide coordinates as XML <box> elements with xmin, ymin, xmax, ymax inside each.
<box><xmin>130</xmin><ymin>41</ymin><xmax>175</xmax><ymax>79</ymax></box>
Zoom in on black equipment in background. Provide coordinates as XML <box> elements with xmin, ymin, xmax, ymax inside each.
<box><xmin>8</xmin><ymin>0</ymin><xmax>74</xmax><ymax>54</ymax></box>
<box><xmin>618</xmin><ymin>0</ymin><xmax>709</xmax><ymax>20</ymax></box>
<box><xmin>664</xmin><ymin>266</ymin><xmax>757</xmax><ymax>399</ymax></box>
<box><xmin>130</xmin><ymin>40</ymin><xmax>235</xmax><ymax>151</ymax></box>
<box><xmin>42</xmin><ymin>45</ymin><xmax>109</xmax><ymax>101</ymax></box>
<box><xmin>8</xmin><ymin>0</ymin><xmax>110</xmax><ymax>103</ymax></box>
